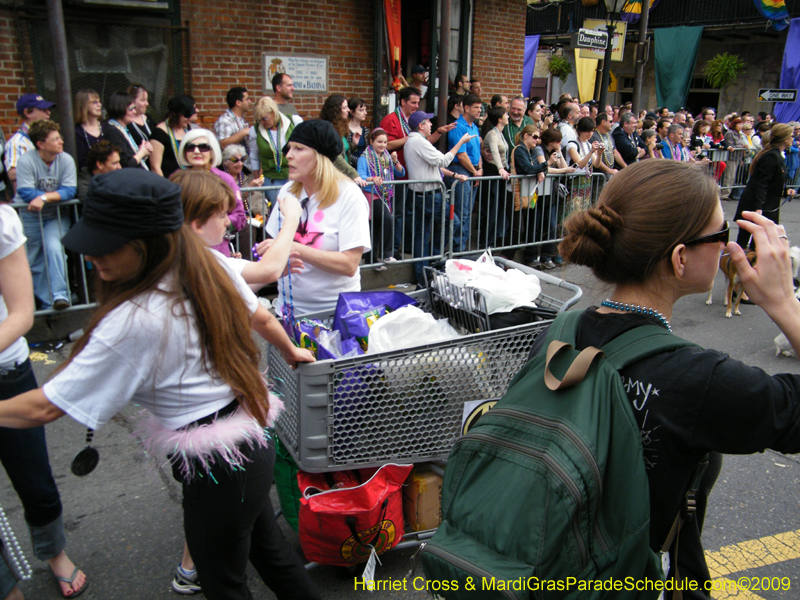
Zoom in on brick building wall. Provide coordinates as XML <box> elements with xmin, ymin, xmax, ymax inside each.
<box><xmin>471</xmin><ymin>0</ymin><xmax>527</xmax><ymax>101</ymax></box>
<box><xmin>183</xmin><ymin>0</ymin><xmax>376</xmax><ymax>128</ymax></box>
<box><xmin>0</xmin><ymin>11</ymin><xmax>32</xmax><ymax>129</ymax></box>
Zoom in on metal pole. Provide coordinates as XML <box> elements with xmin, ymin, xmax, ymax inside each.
<box><xmin>631</xmin><ymin>1</ymin><xmax>650</xmax><ymax>114</ymax></box>
<box><xmin>597</xmin><ymin>21</ymin><xmax>615</xmax><ymax>111</ymax></box>
<box><xmin>438</xmin><ymin>0</ymin><xmax>451</xmax><ymax>150</ymax></box>
<box><xmin>46</xmin><ymin>0</ymin><xmax>75</xmax><ymax>159</ymax></box>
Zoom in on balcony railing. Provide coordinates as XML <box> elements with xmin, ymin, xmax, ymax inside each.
<box><xmin>527</xmin><ymin>0</ymin><xmax>800</xmax><ymax>37</ymax></box>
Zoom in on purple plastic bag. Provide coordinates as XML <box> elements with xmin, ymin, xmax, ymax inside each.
<box><xmin>333</xmin><ymin>292</ymin><xmax>417</xmax><ymax>345</ymax></box>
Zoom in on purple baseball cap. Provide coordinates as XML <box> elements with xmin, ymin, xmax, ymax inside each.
<box><xmin>16</xmin><ymin>94</ymin><xmax>55</xmax><ymax>115</ymax></box>
<box><xmin>408</xmin><ymin>111</ymin><xmax>435</xmax><ymax>131</ymax></box>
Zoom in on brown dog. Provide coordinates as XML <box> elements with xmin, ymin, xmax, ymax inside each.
<box><xmin>706</xmin><ymin>251</ymin><xmax>757</xmax><ymax>318</ymax></box>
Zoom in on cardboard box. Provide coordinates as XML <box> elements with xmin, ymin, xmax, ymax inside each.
<box><xmin>403</xmin><ymin>464</ymin><xmax>442</xmax><ymax>531</ymax></box>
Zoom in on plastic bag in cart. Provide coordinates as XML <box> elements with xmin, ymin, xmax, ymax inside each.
<box><xmin>366</xmin><ymin>305</ymin><xmax>461</xmax><ymax>355</ymax></box>
<box><xmin>445</xmin><ymin>252</ymin><xmax>541</xmax><ymax>314</ymax></box>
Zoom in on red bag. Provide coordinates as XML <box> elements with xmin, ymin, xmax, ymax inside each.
<box><xmin>298</xmin><ymin>464</ymin><xmax>413</xmax><ymax>566</ymax></box>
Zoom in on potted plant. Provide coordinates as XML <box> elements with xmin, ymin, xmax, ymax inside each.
<box><xmin>548</xmin><ymin>54</ymin><xmax>573</xmax><ymax>83</ymax></box>
<box><xmin>703</xmin><ymin>53</ymin><xmax>745</xmax><ymax>89</ymax></box>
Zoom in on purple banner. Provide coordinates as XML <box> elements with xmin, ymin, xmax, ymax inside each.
<box><xmin>775</xmin><ymin>18</ymin><xmax>800</xmax><ymax>123</ymax></box>
<box><xmin>522</xmin><ymin>35</ymin><xmax>540</xmax><ymax>98</ymax></box>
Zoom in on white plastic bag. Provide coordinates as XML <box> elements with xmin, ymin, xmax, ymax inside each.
<box><xmin>443</xmin><ymin>253</ymin><xmax>541</xmax><ymax>314</ymax></box>
<box><xmin>366</xmin><ymin>305</ymin><xmax>460</xmax><ymax>354</ymax></box>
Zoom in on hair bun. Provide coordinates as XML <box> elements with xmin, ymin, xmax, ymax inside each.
<box><xmin>559</xmin><ymin>204</ymin><xmax>623</xmax><ymax>269</ymax></box>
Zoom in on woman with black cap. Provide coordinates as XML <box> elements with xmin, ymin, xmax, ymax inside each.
<box><xmin>150</xmin><ymin>95</ymin><xmax>196</xmax><ymax>179</ymax></box>
<box><xmin>0</xmin><ymin>169</ymin><xmax>321</xmax><ymax>600</ymax></box>
<box><xmin>265</xmin><ymin>119</ymin><xmax>371</xmax><ymax>316</ymax></box>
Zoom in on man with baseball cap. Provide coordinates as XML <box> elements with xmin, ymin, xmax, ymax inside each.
<box><xmin>5</xmin><ymin>93</ymin><xmax>55</xmax><ymax>190</ymax></box>
<box><xmin>405</xmin><ymin>110</ymin><xmax>474</xmax><ymax>283</ymax></box>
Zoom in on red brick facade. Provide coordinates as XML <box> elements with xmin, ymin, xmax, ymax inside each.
<box><xmin>183</xmin><ymin>0</ymin><xmax>376</xmax><ymax>128</ymax></box>
<box><xmin>0</xmin><ymin>11</ymin><xmax>32</xmax><ymax>129</ymax></box>
<box><xmin>0</xmin><ymin>0</ymin><xmax>526</xmax><ymax>133</ymax></box>
<box><xmin>471</xmin><ymin>0</ymin><xmax>527</xmax><ymax>101</ymax></box>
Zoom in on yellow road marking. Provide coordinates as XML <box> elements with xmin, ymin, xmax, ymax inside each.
<box><xmin>705</xmin><ymin>529</ymin><xmax>800</xmax><ymax>578</ymax></box>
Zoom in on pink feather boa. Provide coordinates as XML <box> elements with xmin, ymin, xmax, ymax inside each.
<box><xmin>136</xmin><ymin>393</ymin><xmax>284</xmax><ymax>481</ymax></box>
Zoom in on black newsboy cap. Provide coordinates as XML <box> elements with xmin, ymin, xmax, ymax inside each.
<box><xmin>62</xmin><ymin>169</ymin><xmax>184</xmax><ymax>256</ymax></box>
<box><xmin>282</xmin><ymin>119</ymin><xmax>343</xmax><ymax>163</ymax></box>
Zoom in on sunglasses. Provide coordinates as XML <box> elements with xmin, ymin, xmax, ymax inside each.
<box><xmin>227</xmin><ymin>156</ymin><xmax>245</xmax><ymax>164</ymax></box>
<box><xmin>186</xmin><ymin>143</ymin><xmax>212</xmax><ymax>153</ymax></box>
<box><xmin>683</xmin><ymin>221</ymin><xmax>729</xmax><ymax>246</ymax></box>
<box><xmin>531</xmin><ymin>135</ymin><xmax>540</xmax><ymax>140</ymax></box>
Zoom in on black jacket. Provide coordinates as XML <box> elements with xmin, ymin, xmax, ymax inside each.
<box><xmin>735</xmin><ymin>147</ymin><xmax>786</xmax><ymax>219</ymax></box>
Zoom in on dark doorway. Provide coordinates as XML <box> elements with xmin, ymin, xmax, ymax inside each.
<box><xmin>685</xmin><ymin>91</ymin><xmax>721</xmax><ymax>117</ymax></box>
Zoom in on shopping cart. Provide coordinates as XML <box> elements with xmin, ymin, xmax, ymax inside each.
<box><xmin>267</xmin><ymin>258</ymin><xmax>582</xmax><ymax>563</ymax></box>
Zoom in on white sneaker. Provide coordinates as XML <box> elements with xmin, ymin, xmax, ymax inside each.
<box><xmin>383</xmin><ymin>257</ymin><xmax>398</xmax><ymax>263</ymax></box>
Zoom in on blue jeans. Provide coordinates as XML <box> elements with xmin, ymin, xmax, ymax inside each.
<box><xmin>449</xmin><ymin>163</ymin><xmax>478</xmax><ymax>253</ymax></box>
<box><xmin>263</xmin><ymin>179</ymin><xmax>289</xmax><ymax>212</ymax></box>
<box><xmin>393</xmin><ymin>187</ymin><xmax>415</xmax><ymax>257</ymax></box>
<box><xmin>0</xmin><ymin>358</ymin><xmax>66</xmax><ymax>597</ymax></box>
<box><xmin>21</xmin><ymin>213</ymin><xmax>70</xmax><ymax>309</ymax></box>
<box><xmin>412</xmin><ymin>190</ymin><xmax>456</xmax><ymax>284</ymax></box>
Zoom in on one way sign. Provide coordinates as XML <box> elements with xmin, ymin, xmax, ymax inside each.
<box><xmin>758</xmin><ymin>89</ymin><xmax>797</xmax><ymax>102</ymax></box>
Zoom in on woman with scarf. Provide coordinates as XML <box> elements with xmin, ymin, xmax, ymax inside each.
<box><xmin>102</xmin><ymin>92</ymin><xmax>152</xmax><ymax>169</ymax></box>
<box><xmin>248</xmin><ymin>96</ymin><xmax>298</xmax><ymax>209</ymax></box>
<box><xmin>356</xmin><ymin>127</ymin><xmax>405</xmax><ymax>268</ymax></box>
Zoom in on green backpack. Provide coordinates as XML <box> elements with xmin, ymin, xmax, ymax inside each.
<box><xmin>420</xmin><ymin>310</ymin><xmax>697</xmax><ymax>599</ymax></box>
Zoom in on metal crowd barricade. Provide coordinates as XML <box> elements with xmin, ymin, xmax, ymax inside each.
<box><xmin>447</xmin><ymin>172</ymin><xmax>606</xmax><ymax>260</ymax></box>
<box><xmin>11</xmin><ymin>200</ymin><xmax>93</xmax><ymax>317</ymax></box>
<box><xmin>234</xmin><ymin>185</ymin><xmax>283</xmax><ymax>259</ymax></box>
<box><xmin>706</xmin><ymin>148</ymin><xmax>753</xmax><ymax>193</ymax></box>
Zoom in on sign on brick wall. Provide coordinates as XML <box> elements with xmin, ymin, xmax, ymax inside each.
<box><xmin>262</xmin><ymin>54</ymin><xmax>328</xmax><ymax>94</ymax></box>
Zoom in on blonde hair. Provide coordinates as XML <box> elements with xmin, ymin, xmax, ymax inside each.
<box><xmin>287</xmin><ymin>146</ymin><xmax>349</xmax><ymax>209</ymax></box>
<box><xmin>74</xmin><ymin>89</ymin><xmax>100</xmax><ymax>125</ymax></box>
<box><xmin>254</xmin><ymin>96</ymin><xmax>281</xmax><ymax>125</ymax></box>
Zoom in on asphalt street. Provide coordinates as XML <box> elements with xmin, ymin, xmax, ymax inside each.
<box><xmin>6</xmin><ymin>197</ymin><xmax>800</xmax><ymax>599</ymax></box>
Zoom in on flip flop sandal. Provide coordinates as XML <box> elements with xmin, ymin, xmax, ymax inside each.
<box><xmin>54</xmin><ymin>566</ymin><xmax>88</xmax><ymax>599</ymax></box>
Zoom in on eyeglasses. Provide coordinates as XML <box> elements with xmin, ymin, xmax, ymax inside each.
<box><xmin>186</xmin><ymin>143</ymin><xmax>212</xmax><ymax>153</ymax></box>
<box><xmin>683</xmin><ymin>221</ymin><xmax>729</xmax><ymax>246</ymax></box>
<box><xmin>227</xmin><ymin>156</ymin><xmax>244</xmax><ymax>164</ymax></box>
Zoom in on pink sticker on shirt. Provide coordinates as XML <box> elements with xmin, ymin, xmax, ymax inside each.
<box><xmin>313</xmin><ymin>210</ymin><xmax>324</xmax><ymax>223</ymax></box>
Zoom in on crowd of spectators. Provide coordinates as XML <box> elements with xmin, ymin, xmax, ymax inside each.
<box><xmin>5</xmin><ymin>71</ymin><xmax>798</xmax><ymax>307</ymax></box>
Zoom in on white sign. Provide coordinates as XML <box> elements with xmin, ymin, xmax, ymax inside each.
<box><xmin>262</xmin><ymin>54</ymin><xmax>328</xmax><ymax>93</ymax></box>
<box><xmin>758</xmin><ymin>89</ymin><xmax>797</xmax><ymax>102</ymax></box>
<box><xmin>577</xmin><ymin>28</ymin><xmax>608</xmax><ymax>51</ymax></box>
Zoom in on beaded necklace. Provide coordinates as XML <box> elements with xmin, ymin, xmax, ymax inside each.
<box><xmin>665</xmin><ymin>139</ymin><xmax>685</xmax><ymax>161</ymax></box>
<box><xmin>131</xmin><ymin>117</ymin><xmax>151</xmax><ymax>141</ymax></box>
<box><xmin>262</xmin><ymin>124</ymin><xmax>283</xmax><ymax>173</ymax></box>
<box><xmin>600</xmin><ymin>299</ymin><xmax>672</xmax><ymax>332</ymax></box>
<box><xmin>365</xmin><ymin>146</ymin><xmax>395</xmax><ymax>210</ymax></box>
<box><xmin>109</xmin><ymin>119</ymin><xmax>149</xmax><ymax>170</ymax></box>
<box><xmin>0</xmin><ymin>502</ymin><xmax>32</xmax><ymax>580</ymax></box>
<box><xmin>81</xmin><ymin>122</ymin><xmax>103</xmax><ymax>149</ymax></box>
<box><xmin>169</xmin><ymin>126</ymin><xmax>188</xmax><ymax>170</ymax></box>
<box><xmin>598</xmin><ymin>132</ymin><xmax>614</xmax><ymax>167</ymax></box>
<box><xmin>395</xmin><ymin>107</ymin><xmax>411</xmax><ymax>136</ymax></box>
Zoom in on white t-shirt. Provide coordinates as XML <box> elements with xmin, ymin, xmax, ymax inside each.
<box><xmin>559</xmin><ymin>121</ymin><xmax>578</xmax><ymax>152</ymax></box>
<box><xmin>0</xmin><ymin>205</ymin><xmax>29</xmax><ymax>368</ymax></box>
<box><xmin>266</xmin><ymin>181</ymin><xmax>371</xmax><ymax>316</ymax></box>
<box><xmin>44</xmin><ymin>250</ymin><xmax>259</xmax><ymax>430</ymax></box>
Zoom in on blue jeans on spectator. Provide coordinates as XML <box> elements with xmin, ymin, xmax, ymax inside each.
<box><xmin>449</xmin><ymin>163</ymin><xmax>477</xmax><ymax>252</ymax></box>
<box><xmin>412</xmin><ymin>189</ymin><xmax>456</xmax><ymax>284</ymax></box>
<box><xmin>393</xmin><ymin>187</ymin><xmax>414</xmax><ymax>257</ymax></box>
<box><xmin>21</xmin><ymin>213</ymin><xmax>70</xmax><ymax>309</ymax></box>
<box><xmin>0</xmin><ymin>358</ymin><xmax>66</xmax><ymax>598</ymax></box>
<box><xmin>263</xmin><ymin>178</ymin><xmax>289</xmax><ymax>213</ymax></box>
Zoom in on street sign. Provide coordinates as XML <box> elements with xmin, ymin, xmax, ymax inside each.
<box><xmin>576</xmin><ymin>28</ymin><xmax>608</xmax><ymax>51</ymax></box>
<box><xmin>579</xmin><ymin>19</ymin><xmax>627</xmax><ymax>62</ymax></box>
<box><xmin>758</xmin><ymin>89</ymin><xmax>797</xmax><ymax>102</ymax></box>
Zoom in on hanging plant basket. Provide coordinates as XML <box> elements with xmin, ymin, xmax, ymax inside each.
<box><xmin>582</xmin><ymin>0</ymin><xmax>600</xmax><ymax>6</ymax></box>
<box><xmin>548</xmin><ymin>55</ymin><xmax>573</xmax><ymax>84</ymax></box>
<box><xmin>703</xmin><ymin>53</ymin><xmax>745</xmax><ymax>89</ymax></box>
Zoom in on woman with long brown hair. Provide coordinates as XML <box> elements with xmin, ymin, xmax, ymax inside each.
<box><xmin>537</xmin><ymin>158</ymin><xmax>800</xmax><ymax>595</ymax></box>
<box><xmin>734</xmin><ymin>123</ymin><xmax>797</xmax><ymax>248</ymax></box>
<box><xmin>0</xmin><ymin>169</ymin><xmax>320</xmax><ymax>600</ymax></box>
<box><xmin>318</xmin><ymin>94</ymin><xmax>365</xmax><ymax>184</ymax></box>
